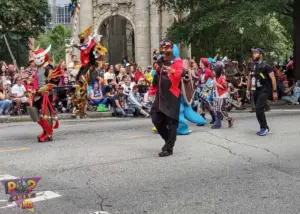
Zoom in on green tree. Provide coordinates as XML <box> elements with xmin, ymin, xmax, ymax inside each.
<box><xmin>155</xmin><ymin>0</ymin><xmax>298</xmax><ymax>78</ymax></box>
<box><xmin>36</xmin><ymin>24</ymin><xmax>72</xmax><ymax>64</ymax></box>
<box><xmin>0</xmin><ymin>0</ymin><xmax>50</xmax><ymax>36</ymax></box>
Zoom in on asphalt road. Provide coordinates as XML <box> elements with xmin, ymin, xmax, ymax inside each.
<box><xmin>1</xmin><ymin>111</ymin><xmax>300</xmax><ymax>214</ymax></box>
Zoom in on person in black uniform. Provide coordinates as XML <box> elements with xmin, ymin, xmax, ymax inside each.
<box><xmin>150</xmin><ymin>41</ymin><xmax>184</xmax><ymax>157</ymax></box>
<box><xmin>247</xmin><ymin>48</ymin><xmax>278</xmax><ymax>136</ymax></box>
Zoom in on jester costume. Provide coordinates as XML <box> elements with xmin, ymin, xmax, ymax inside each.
<box><xmin>27</xmin><ymin>45</ymin><xmax>62</xmax><ymax>142</ymax></box>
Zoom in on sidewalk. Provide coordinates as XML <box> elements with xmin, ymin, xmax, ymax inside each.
<box><xmin>0</xmin><ymin>101</ymin><xmax>299</xmax><ymax>123</ymax></box>
<box><xmin>0</xmin><ymin>112</ymin><xmax>112</xmax><ymax>123</ymax></box>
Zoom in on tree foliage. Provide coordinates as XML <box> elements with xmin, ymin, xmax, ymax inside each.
<box><xmin>36</xmin><ymin>25</ymin><xmax>72</xmax><ymax>64</ymax></box>
<box><xmin>0</xmin><ymin>0</ymin><xmax>50</xmax><ymax>36</ymax></box>
<box><xmin>155</xmin><ymin>0</ymin><xmax>293</xmax><ymax>62</ymax></box>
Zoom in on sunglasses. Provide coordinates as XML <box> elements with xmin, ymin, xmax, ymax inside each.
<box><xmin>160</xmin><ymin>41</ymin><xmax>173</xmax><ymax>47</ymax></box>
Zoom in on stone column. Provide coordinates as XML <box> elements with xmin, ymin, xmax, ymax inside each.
<box><xmin>79</xmin><ymin>0</ymin><xmax>93</xmax><ymax>31</ymax></box>
<box><xmin>150</xmin><ymin>0</ymin><xmax>160</xmax><ymax>61</ymax></box>
<box><xmin>135</xmin><ymin>0</ymin><xmax>151</xmax><ymax>69</ymax></box>
<box><xmin>180</xmin><ymin>45</ymin><xmax>192</xmax><ymax>59</ymax></box>
<box><xmin>161</xmin><ymin>10</ymin><xmax>174</xmax><ymax>40</ymax></box>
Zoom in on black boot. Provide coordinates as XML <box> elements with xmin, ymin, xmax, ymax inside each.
<box><xmin>209</xmin><ymin>111</ymin><xmax>216</xmax><ymax>124</ymax></box>
<box><xmin>197</xmin><ymin>113</ymin><xmax>206</xmax><ymax>126</ymax></box>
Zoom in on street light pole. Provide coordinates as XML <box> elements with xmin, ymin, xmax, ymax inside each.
<box><xmin>239</xmin><ymin>27</ymin><xmax>244</xmax><ymax>62</ymax></box>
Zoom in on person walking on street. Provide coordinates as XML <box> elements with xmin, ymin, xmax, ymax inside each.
<box><xmin>151</xmin><ymin>40</ymin><xmax>183</xmax><ymax>157</ymax></box>
<box><xmin>247</xmin><ymin>48</ymin><xmax>278</xmax><ymax>136</ymax></box>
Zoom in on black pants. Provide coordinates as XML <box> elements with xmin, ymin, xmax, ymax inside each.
<box><xmin>152</xmin><ymin>111</ymin><xmax>178</xmax><ymax>152</ymax></box>
<box><xmin>254</xmin><ymin>89</ymin><xmax>270</xmax><ymax>129</ymax></box>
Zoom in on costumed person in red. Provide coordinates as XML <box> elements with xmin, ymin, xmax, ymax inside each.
<box><xmin>71</xmin><ymin>25</ymin><xmax>99</xmax><ymax>81</ymax></box>
<box><xmin>195</xmin><ymin>58</ymin><xmax>215</xmax><ymax>124</ymax></box>
<box><xmin>150</xmin><ymin>40</ymin><xmax>183</xmax><ymax>157</ymax></box>
<box><xmin>28</xmin><ymin>45</ymin><xmax>62</xmax><ymax>142</ymax></box>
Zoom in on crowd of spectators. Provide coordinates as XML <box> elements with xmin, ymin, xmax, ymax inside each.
<box><xmin>0</xmin><ymin>54</ymin><xmax>298</xmax><ymax>118</ymax></box>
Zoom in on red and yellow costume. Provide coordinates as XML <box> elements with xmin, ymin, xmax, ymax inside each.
<box><xmin>75</xmin><ymin>25</ymin><xmax>97</xmax><ymax>81</ymax></box>
<box><xmin>27</xmin><ymin>45</ymin><xmax>63</xmax><ymax>143</ymax></box>
<box><xmin>72</xmin><ymin>74</ymin><xmax>88</xmax><ymax>118</ymax></box>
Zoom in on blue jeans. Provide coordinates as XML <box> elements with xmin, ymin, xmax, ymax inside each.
<box><xmin>91</xmin><ymin>97</ymin><xmax>108</xmax><ymax>106</ymax></box>
<box><xmin>282</xmin><ymin>95</ymin><xmax>298</xmax><ymax>104</ymax></box>
<box><xmin>112</xmin><ymin>107</ymin><xmax>136</xmax><ymax>116</ymax></box>
<box><xmin>0</xmin><ymin>100</ymin><xmax>10</xmax><ymax>115</ymax></box>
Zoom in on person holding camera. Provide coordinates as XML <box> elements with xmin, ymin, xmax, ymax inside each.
<box><xmin>246</xmin><ymin>48</ymin><xmax>278</xmax><ymax>136</ymax></box>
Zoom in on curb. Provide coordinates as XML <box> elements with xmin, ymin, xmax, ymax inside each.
<box><xmin>0</xmin><ymin>112</ymin><xmax>112</xmax><ymax>123</ymax></box>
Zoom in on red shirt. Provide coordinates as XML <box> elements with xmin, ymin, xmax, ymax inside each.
<box><xmin>198</xmin><ymin>68</ymin><xmax>215</xmax><ymax>84</ymax></box>
<box><xmin>217</xmin><ymin>75</ymin><xmax>228</xmax><ymax>97</ymax></box>
<box><xmin>134</xmin><ymin>71</ymin><xmax>144</xmax><ymax>83</ymax></box>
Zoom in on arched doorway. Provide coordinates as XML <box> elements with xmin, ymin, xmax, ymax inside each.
<box><xmin>99</xmin><ymin>15</ymin><xmax>135</xmax><ymax>65</ymax></box>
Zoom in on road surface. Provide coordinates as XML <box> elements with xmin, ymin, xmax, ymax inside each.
<box><xmin>1</xmin><ymin>111</ymin><xmax>300</xmax><ymax>214</ymax></box>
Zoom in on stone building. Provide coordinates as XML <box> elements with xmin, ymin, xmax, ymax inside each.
<box><xmin>78</xmin><ymin>0</ymin><xmax>190</xmax><ymax>68</ymax></box>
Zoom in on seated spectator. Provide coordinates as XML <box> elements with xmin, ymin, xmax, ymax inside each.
<box><xmin>0</xmin><ymin>62</ymin><xmax>12</xmax><ymax>88</ymax></box>
<box><xmin>134</xmin><ymin>67</ymin><xmax>145</xmax><ymax>83</ymax></box>
<box><xmin>8</xmin><ymin>64</ymin><xmax>18</xmax><ymax>85</ymax></box>
<box><xmin>69</xmin><ymin>59</ymin><xmax>81</xmax><ymax>85</ymax></box>
<box><xmin>121</xmin><ymin>77</ymin><xmax>135</xmax><ymax>93</ymax></box>
<box><xmin>57</xmin><ymin>77</ymin><xmax>71</xmax><ymax>111</ymax></box>
<box><xmin>104</xmin><ymin>65</ymin><xmax>116</xmax><ymax>84</ymax></box>
<box><xmin>11</xmin><ymin>78</ymin><xmax>31</xmax><ymax>114</ymax></box>
<box><xmin>293</xmin><ymin>80</ymin><xmax>300</xmax><ymax>102</ymax></box>
<box><xmin>127</xmin><ymin>85</ymin><xmax>150</xmax><ymax>117</ymax></box>
<box><xmin>16</xmin><ymin>66</ymin><xmax>28</xmax><ymax>80</ymax></box>
<box><xmin>87</xmin><ymin>66</ymin><xmax>101</xmax><ymax>89</ymax></box>
<box><xmin>89</xmin><ymin>81</ymin><xmax>107</xmax><ymax>106</ymax></box>
<box><xmin>0</xmin><ymin>81</ymin><xmax>10</xmax><ymax>116</ymax></box>
<box><xmin>95</xmin><ymin>61</ymin><xmax>104</xmax><ymax>79</ymax></box>
<box><xmin>25</xmin><ymin>58</ymin><xmax>37</xmax><ymax>77</ymax></box>
<box><xmin>136</xmin><ymin>78</ymin><xmax>148</xmax><ymax>95</ymax></box>
<box><xmin>117</xmin><ymin>67</ymin><xmax>127</xmax><ymax>83</ymax></box>
<box><xmin>24</xmin><ymin>76</ymin><xmax>35</xmax><ymax>107</ymax></box>
<box><xmin>281</xmin><ymin>81</ymin><xmax>299</xmax><ymax>105</ymax></box>
<box><xmin>113</xmin><ymin>86</ymin><xmax>135</xmax><ymax>117</ymax></box>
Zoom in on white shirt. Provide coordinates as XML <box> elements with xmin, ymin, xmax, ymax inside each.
<box><xmin>11</xmin><ymin>84</ymin><xmax>26</xmax><ymax>97</ymax></box>
<box><xmin>104</xmin><ymin>72</ymin><xmax>115</xmax><ymax>81</ymax></box>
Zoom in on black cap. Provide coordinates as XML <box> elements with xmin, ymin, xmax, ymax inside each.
<box><xmin>251</xmin><ymin>48</ymin><xmax>264</xmax><ymax>54</ymax></box>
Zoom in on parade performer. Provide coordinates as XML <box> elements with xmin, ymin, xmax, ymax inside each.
<box><xmin>70</xmin><ymin>24</ymin><xmax>102</xmax><ymax>81</ymax></box>
<box><xmin>150</xmin><ymin>40</ymin><xmax>184</xmax><ymax>157</ymax></box>
<box><xmin>27</xmin><ymin>45</ymin><xmax>62</xmax><ymax>142</ymax></box>
<box><xmin>72</xmin><ymin>43</ymin><xmax>108</xmax><ymax>118</ymax></box>
<box><xmin>72</xmin><ymin>74</ymin><xmax>88</xmax><ymax>118</ymax></box>
<box><xmin>194</xmin><ymin>58</ymin><xmax>216</xmax><ymax>126</ymax></box>
<box><xmin>212</xmin><ymin>64</ymin><xmax>235</xmax><ymax>129</ymax></box>
<box><xmin>152</xmin><ymin>45</ymin><xmax>206</xmax><ymax>135</ymax></box>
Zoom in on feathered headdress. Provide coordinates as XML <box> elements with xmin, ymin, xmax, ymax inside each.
<box><xmin>78</xmin><ymin>24</ymin><xmax>93</xmax><ymax>42</ymax></box>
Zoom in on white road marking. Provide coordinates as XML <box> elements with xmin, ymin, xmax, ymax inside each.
<box><xmin>0</xmin><ymin>175</ymin><xmax>18</xmax><ymax>181</ymax></box>
<box><xmin>270</xmin><ymin>109</ymin><xmax>300</xmax><ymax>112</ymax></box>
<box><xmin>0</xmin><ymin>175</ymin><xmax>62</xmax><ymax>209</ymax></box>
<box><xmin>90</xmin><ymin>211</ymin><xmax>110</xmax><ymax>214</ymax></box>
